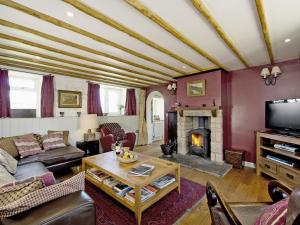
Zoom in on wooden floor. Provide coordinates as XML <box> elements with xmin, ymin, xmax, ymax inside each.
<box><xmin>135</xmin><ymin>141</ymin><xmax>272</xmax><ymax>225</ymax></box>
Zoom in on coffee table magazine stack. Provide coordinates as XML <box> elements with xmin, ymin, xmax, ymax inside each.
<box><xmin>82</xmin><ymin>151</ymin><xmax>180</xmax><ymax>225</ymax></box>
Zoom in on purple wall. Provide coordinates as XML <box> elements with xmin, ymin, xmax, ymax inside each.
<box><xmin>229</xmin><ymin>59</ymin><xmax>300</xmax><ymax>162</ymax></box>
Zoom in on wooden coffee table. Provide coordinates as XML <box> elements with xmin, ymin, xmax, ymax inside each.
<box><xmin>82</xmin><ymin>151</ymin><xmax>180</xmax><ymax>225</ymax></box>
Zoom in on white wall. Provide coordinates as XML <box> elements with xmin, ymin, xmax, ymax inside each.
<box><xmin>0</xmin><ymin>74</ymin><xmax>140</xmax><ymax>147</ymax></box>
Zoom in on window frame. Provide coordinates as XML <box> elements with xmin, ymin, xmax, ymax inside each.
<box><xmin>100</xmin><ymin>85</ymin><xmax>126</xmax><ymax>116</ymax></box>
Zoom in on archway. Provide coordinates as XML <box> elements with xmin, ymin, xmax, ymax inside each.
<box><xmin>146</xmin><ymin>91</ymin><xmax>165</xmax><ymax>145</ymax></box>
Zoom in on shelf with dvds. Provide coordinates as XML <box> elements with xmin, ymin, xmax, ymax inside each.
<box><xmin>256</xmin><ymin>131</ymin><xmax>300</xmax><ymax>188</ymax></box>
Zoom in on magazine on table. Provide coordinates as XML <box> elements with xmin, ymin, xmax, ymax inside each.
<box><xmin>151</xmin><ymin>175</ymin><xmax>176</xmax><ymax>189</ymax></box>
<box><xmin>128</xmin><ymin>164</ymin><xmax>155</xmax><ymax>176</ymax></box>
<box><xmin>125</xmin><ymin>187</ymin><xmax>155</xmax><ymax>203</ymax></box>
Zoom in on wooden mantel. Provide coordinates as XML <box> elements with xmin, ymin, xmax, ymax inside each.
<box><xmin>176</xmin><ymin>106</ymin><xmax>221</xmax><ymax>117</ymax></box>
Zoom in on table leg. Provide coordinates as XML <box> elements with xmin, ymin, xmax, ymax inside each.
<box><xmin>176</xmin><ymin>165</ymin><xmax>181</xmax><ymax>194</ymax></box>
<box><xmin>135</xmin><ymin>186</ymin><xmax>142</xmax><ymax>225</ymax></box>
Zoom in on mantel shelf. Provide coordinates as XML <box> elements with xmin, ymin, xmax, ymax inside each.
<box><xmin>176</xmin><ymin>106</ymin><xmax>221</xmax><ymax>117</ymax></box>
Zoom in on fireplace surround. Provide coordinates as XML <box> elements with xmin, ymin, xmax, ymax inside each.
<box><xmin>177</xmin><ymin>108</ymin><xmax>223</xmax><ymax>162</ymax></box>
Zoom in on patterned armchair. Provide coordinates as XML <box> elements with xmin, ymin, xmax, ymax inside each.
<box><xmin>99</xmin><ymin>123</ymin><xmax>136</xmax><ymax>152</ymax></box>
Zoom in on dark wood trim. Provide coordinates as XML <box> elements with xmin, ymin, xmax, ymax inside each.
<box><xmin>174</xmin><ymin>68</ymin><xmax>226</xmax><ymax>79</ymax></box>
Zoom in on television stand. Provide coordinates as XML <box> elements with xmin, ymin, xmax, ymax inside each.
<box><xmin>256</xmin><ymin>131</ymin><xmax>300</xmax><ymax>188</ymax></box>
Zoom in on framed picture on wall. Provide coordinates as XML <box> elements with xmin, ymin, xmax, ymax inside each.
<box><xmin>187</xmin><ymin>80</ymin><xmax>206</xmax><ymax>96</ymax></box>
<box><xmin>58</xmin><ymin>90</ymin><xmax>82</xmax><ymax>108</ymax></box>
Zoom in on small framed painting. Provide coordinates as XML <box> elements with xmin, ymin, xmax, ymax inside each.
<box><xmin>187</xmin><ymin>80</ymin><xmax>206</xmax><ymax>96</ymax></box>
<box><xmin>58</xmin><ymin>90</ymin><xmax>82</xmax><ymax>108</ymax></box>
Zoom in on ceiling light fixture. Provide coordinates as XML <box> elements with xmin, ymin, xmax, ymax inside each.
<box><xmin>284</xmin><ymin>38</ymin><xmax>291</xmax><ymax>43</ymax></box>
<box><xmin>66</xmin><ymin>11</ymin><xmax>74</xmax><ymax>17</ymax></box>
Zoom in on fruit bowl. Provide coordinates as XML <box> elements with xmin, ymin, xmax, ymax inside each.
<box><xmin>117</xmin><ymin>152</ymin><xmax>138</xmax><ymax>163</ymax></box>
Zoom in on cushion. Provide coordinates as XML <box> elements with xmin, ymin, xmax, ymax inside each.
<box><xmin>18</xmin><ymin>146</ymin><xmax>85</xmax><ymax>166</ymax></box>
<box><xmin>0</xmin><ymin>148</ymin><xmax>18</xmax><ymax>174</ymax></box>
<box><xmin>13</xmin><ymin>134</ymin><xmax>44</xmax><ymax>158</ymax></box>
<box><xmin>14</xmin><ymin>162</ymin><xmax>49</xmax><ymax>181</ymax></box>
<box><xmin>254</xmin><ymin>198</ymin><xmax>289</xmax><ymax>225</ymax></box>
<box><xmin>48</xmin><ymin>130</ymin><xmax>69</xmax><ymax>145</ymax></box>
<box><xmin>112</xmin><ymin>127</ymin><xmax>127</xmax><ymax>141</ymax></box>
<box><xmin>286</xmin><ymin>184</ymin><xmax>300</xmax><ymax>225</ymax></box>
<box><xmin>42</xmin><ymin>132</ymin><xmax>66</xmax><ymax>151</ymax></box>
<box><xmin>0</xmin><ymin>137</ymin><xmax>18</xmax><ymax>158</ymax></box>
<box><xmin>0</xmin><ymin>171</ymin><xmax>85</xmax><ymax>218</ymax></box>
<box><xmin>0</xmin><ymin>165</ymin><xmax>15</xmax><ymax>187</ymax></box>
<box><xmin>0</xmin><ymin>179</ymin><xmax>44</xmax><ymax>207</ymax></box>
<box><xmin>33</xmin><ymin>133</ymin><xmax>43</xmax><ymax>149</ymax></box>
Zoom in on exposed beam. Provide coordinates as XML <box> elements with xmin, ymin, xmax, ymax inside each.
<box><xmin>255</xmin><ymin>0</ymin><xmax>274</xmax><ymax>64</ymax></box>
<box><xmin>0</xmin><ymin>19</ymin><xmax>171</xmax><ymax>77</ymax></box>
<box><xmin>63</xmin><ymin>0</ymin><xmax>203</xmax><ymax>72</ymax></box>
<box><xmin>191</xmin><ymin>0</ymin><xmax>250</xmax><ymax>68</ymax></box>
<box><xmin>0</xmin><ymin>0</ymin><xmax>185</xmax><ymax>74</ymax></box>
<box><xmin>0</xmin><ymin>33</ymin><xmax>171</xmax><ymax>82</ymax></box>
<box><xmin>124</xmin><ymin>0</ymin><xmax>228</xmax><ymax>72</ymax></box>
<box><xmin>0</xmin><ymin>61</ymin><xmax>139</xmax><ymax>88</ymax></box>
<box><xmin>0</xmin><ymin>53</ymin><xmax>154</xmax><ymax>86</ymax></box>
<box><xmin>0</xmin><ymin>44</ymin><xmax>162</xmax><ymax>84</ymax></box>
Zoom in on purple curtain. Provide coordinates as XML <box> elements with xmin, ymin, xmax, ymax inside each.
<box><xmin>88</xmin><ymin>82</ymin><xmax>103</xmax><ymax>116</ymax></box>
<box><xmin>0</xmin><ymin>70</ymin><xmax>11</xmax><ymax>118</ymax></box>
<box><xmin>125</xmin><ymin>89</ymin><xmax>136</xmax><ymax>115</ymax></box>
<box><xmin>41</xmin><ymin>75</ymin><xmax>54</xmax><ymax>117</ymax></box>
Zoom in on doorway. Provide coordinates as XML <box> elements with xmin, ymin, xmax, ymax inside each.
<box><xmin>146</xmin><ymin>91</ymin><xmax>164</xmax><ymax>144</ymax></box>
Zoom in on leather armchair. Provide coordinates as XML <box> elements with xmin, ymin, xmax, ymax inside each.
<box><xmin>99</xmin><ymin>123</ymin><xmax>136</xmax><ymax>152</ymax></box>
<box><xmin>206</xmin><ymin>181</ymin><xmax>299</xmax><ymax>225</ymax></box>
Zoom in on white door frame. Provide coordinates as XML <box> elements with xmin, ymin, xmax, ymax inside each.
<box><xmin>146</xmin><ymin>91</ymin><xmax>164</xmax><ymax>144</ymax></box>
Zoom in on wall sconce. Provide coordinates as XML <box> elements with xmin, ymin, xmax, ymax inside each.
<box><xmin>260</xmin><ymin>66</ymin><xmax>281</xmax><ymax>86</ymax></box>
<box><xmin>167</xmin><ymin>82</ymin><xmax>177</xmax><ymax>95</ymax></box>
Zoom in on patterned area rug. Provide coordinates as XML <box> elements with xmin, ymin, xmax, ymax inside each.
<box><xmin>160</xmin><ymin>154</ymin><xmax>232</xmax><ymax>177</ymax></box>
<box><xmin>85</xmin><ymin>178</ymin><xmax>206</xmax><ymax>225</ymax></box>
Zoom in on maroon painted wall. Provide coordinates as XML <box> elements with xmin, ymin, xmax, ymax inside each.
<box><xmin>176</xmin><ymin>70</ymin><xmax>223</xmax><ymax>107</ymax></box>
<box><xmin>146</xmin><ymin>84</ymin><xmax>177</xmax><ymax>143</ymax></box>
<box><xmin>229</xmin><ymin>59</ymin><xmax>300</xmax><ymax>162</ymax></box>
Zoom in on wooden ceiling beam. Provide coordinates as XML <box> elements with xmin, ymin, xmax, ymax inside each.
<box><xmin>63</xmin><ymin>0</ymin><xmax>203</xmax><ymax>72</ymax></box>
<box><xmin>0</xmin><ymin>44</ymin><xmax>161</xmax><ymax>84</ymax></box>
<box><xmin>124</xmin><ymin>0</ymin><xmax>228</xmax><ymax>72</ymax></box>
<box><xmin>0</xmin><ymin>56</ymin><xmax>146</xmax><ymax>86</ymax></box>
<box><xmin>0</xmin><ymin>19</ymin><xmax>171</xmax><ymax>77</ymax></box>
<box><xmin>255</xmin><ymin>0</ymin><xmax>274</xmax><ymax>64</ymax></box>
<box><xmin>0</xmin><ymin>33</ymin><xmax>171</xmax><ymax>82</ymax></box>
<box><xmin>191</xmin><ymin>0</ymin><xmax>250</xmax><ymax>68</ymax></box>
<box><xmin>0</xmin><ymin>0</ymin><xmax>184</xmax><ymax>74</ymax></box>
<box><xmin>0</xmin><ymin>53</ymin><xmax>154</xmax><ymax>86</ymax></box>
<box><xmin>0</xmin><ymin>60</ymin><xmax>140</xmax><ymax>88</ymax></box>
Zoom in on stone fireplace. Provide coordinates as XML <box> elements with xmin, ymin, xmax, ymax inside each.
<box><xmin>177</xmin><ymin>108</ymin><xmax>223</xmax><ymax>162</ymax></box>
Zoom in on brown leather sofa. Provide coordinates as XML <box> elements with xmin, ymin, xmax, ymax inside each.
<box><xmin>0</xmin><ymin>137</ymin><xmax>95</xmax><ymax>225</ymax></box>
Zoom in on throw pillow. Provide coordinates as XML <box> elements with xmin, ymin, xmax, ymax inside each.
<box><xmin>0</xmin><ymin>172</ymin><xmax>85</xmax><ymax>218</ymax></box>
<box><xmin>254</xmin><ymin>198</ymin><xmax>289</xmax><ymax>225</ymax></box>
<box><xmin>0</xmin><ymin>165</ymin><xmax>15</xmax><ymax>187</ymax></box>
<box><xmin>33</xmin><ymin>133</ymin><xmax>43</xmax><ymax>149</ymax></box>
<box><xmin>42</xmin><ymin>132</ymin><xmax>66</xmax><ymax>151</ymax></box>
<box><xmin>112</xmin><ymin>128</ymin><xmax>126</xmax><ymax>141</ymax></box>
<box><xmin>0</xmin><ymin>179</ymin><xmax>44</xmax><ymax>207</ymax></box>
<box><xmin>0</xmin><ymin>137</ymin><xmax>18</xmax><ymax>158</ymax></box>
<box><xmin>13</xmin><ymin>134</ymin><xmax>44</xmax><ymax>158</ymax></box>
<box><xmin>286</xmin><ymin>184</ymin><xmax>300</xmax><ymax>225</ymax></box>
<box><xmin>48</xmin><ymin>130</ymin><xmax>69</xmax><ymax>145</ymax></box>
<box><xmin>0</xmin><ymin>148</ymin><xmax>17</xmax><ymax>174</ymax></box>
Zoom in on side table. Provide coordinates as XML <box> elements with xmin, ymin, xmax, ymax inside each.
<box><xmin>76</xmin><ymin>140</ymin><xmax>99</xmax><ymax>156</ymax></box>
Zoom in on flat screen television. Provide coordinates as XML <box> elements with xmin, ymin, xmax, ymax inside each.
<box><xmin>265</xmin><ymin>99</ymin><xmax>300</xmax><ymax>134</ymax></box>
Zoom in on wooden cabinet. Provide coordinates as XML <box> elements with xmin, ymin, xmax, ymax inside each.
<box><xmin>76</xmin><ymin>140</ymin><xmax>100</xmax><ymax>156</ymax></box>
<box><xmin>167</xmin><ymin>111</ymin><xmax>177</xmax><ymax>142</ymax></box>
<box><xmin>256</xmin><ymin>131</ymin><xmax>300</xmax><ymax>188</ymax></box>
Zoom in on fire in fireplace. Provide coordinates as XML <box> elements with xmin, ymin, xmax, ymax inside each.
<box><xmin>188</xmin><ymin>117</ymin><xmax>211</xmax><ymax>158</ymax></box>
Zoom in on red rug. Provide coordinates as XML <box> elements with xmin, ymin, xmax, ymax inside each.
<box><xmin>85</xmin><ymin>178</ymin><xmax>206</xmax><ymax>225</ymax></box>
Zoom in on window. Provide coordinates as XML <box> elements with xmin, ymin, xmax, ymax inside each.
<box><xmin>100</xmin><ymin>85</ymin><xmax>126</xmax><ymax>115</ymax></box>
<box><xmin>9</xmin><ymin>71</ymin><xmax>42</xmax><ymax>117</ymax></box>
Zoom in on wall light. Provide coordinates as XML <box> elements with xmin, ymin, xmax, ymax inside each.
<box><xmin>167</xmin><ymin>82</ymin><xmax>177</xmax><ymax>95</ymax></box>
<box><xmin>260</xmin><ymin>66</ymin><xmax>281</xmax><ymax>86</ymax></box>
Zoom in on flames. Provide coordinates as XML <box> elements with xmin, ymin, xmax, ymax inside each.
<box><xmin>191</xmin><ymin>133</ymin><xmax>203</xmax><ymax>147</ymax></box>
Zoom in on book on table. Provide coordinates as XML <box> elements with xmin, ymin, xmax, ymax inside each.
<box><xmin>87</xmin><ymin>168</ymin><xmax>109</xmax><ymax>182</ymax></box>
<box><xmin>125</xmin><ymin>187</ymin><xmax>156</xmax><ymax>203</ymax></box>
<box><xmin>151</xmin><ymin>175</ymin><xmax>176</xmax><ymax>189</ymax></box>
<box><xmin>128</xmin><ymin>164</ymin><xmax>155</xmax><ymax>176</ymax></box>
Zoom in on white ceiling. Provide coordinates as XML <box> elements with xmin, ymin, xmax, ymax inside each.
<box><xmin>0</xmin><ymin>0</ymin><xmax>299</xmax><ymax>87</ymax></box>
